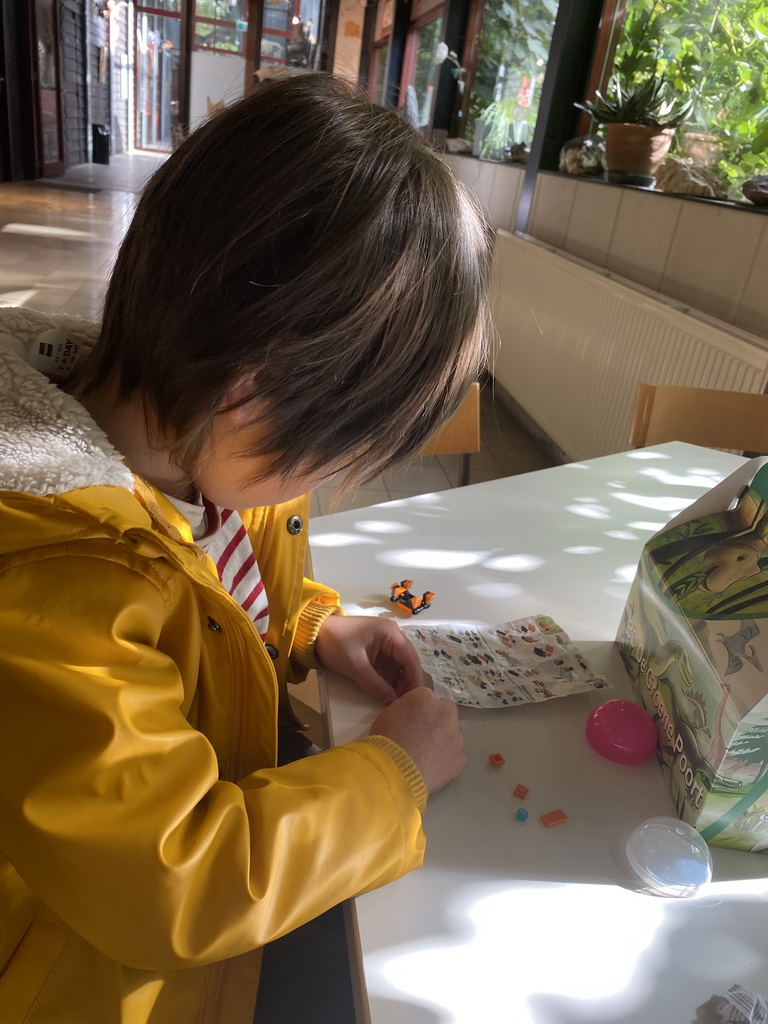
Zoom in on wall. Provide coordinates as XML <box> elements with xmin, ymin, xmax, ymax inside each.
<box><xmin>445</xmin><ymin>154</ymin><xmax>768</xmax><ymax>344</ymax></box>
<box><xmin>59</xmin><ymin>0</ymin><xmax>87</xmax><ymax>166</ymax></box>
<box><xmin>374</xmin><ymin>0</ymin><xmax>392</xmax><ymax>39</ymax></box>
<box><xmin>490</xmin><ymin>229</ymin><xmax>768</xmax><ymax>463</ymax></box>
<box><xmin>108</xmin><ymin>3</ymin><xmax>131</xmax><ymax>154</ymax></box>
<box><xmin>444</xmin><ymin>154</ymin><xmax>525</xmax><ymax>234</ymax></box>
<box><xmin>332</xmin><ymin>0</ymin><xmax>364</xmax><ymax>81</ymax></box>
<box><xmin>189</xmin><ymin>50</ymin><xmax>246</xmax><ymax>131</ymax></box>
<box><xmin>412</xmin><ymin>0</ymin><xmax>443</xmax><ymax>18</ymax></box>
<box><xmin>528</xmin><ymin>174</ymin><xmax>768</xmax><ymax>342</ymax></box>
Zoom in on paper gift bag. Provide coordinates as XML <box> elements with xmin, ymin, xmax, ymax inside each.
<box><xmin>618</xmin><ymin>457</ymin><xmax>768</xmax><ymax>853</ymax></box>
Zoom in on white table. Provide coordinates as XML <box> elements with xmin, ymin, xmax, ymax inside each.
<box><xmin>309</xmin><ymin>443</ymin><xmax>768</xmax><ymax>1024</ymax></box>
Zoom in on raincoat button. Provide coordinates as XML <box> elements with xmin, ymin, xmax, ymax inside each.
<box><xmin>265</xmin><ymin>643</ymin><xmax>279</xmax><ymax>660</ymax></box>
<box><xmin>286</xmin><ymin>515</ymin><xmax>303</xmax><ymax>535</ymax></box>
<box><xmin>207</xmin><ymin>616</ymin><xmax>222</xmax><ymax>632</ymax></box>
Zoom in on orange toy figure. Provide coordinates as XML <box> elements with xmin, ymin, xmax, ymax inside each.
<box><xmin>390</xmin><ymin>580</ymin><xmax>436</xmax><ymax>615</ymax></box>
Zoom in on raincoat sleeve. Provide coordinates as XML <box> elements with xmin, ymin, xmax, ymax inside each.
<box><xmin>290</xmin><ymin>577</ymin><xmax>343</xmax><ymax>670</ymax></box>
<box><xmin>0</xmin><ymin>550</ymin><xmax>426</xmax><ymax>972</ymax></box>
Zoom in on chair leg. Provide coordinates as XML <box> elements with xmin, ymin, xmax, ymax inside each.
<box><xmin>458</xmin><ymin>454</ymin><xmax>471</xmax><ymax>487</ymax></box>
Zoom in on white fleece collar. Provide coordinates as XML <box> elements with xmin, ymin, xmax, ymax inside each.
<box><xmin>0</xmin><ymin>307</ymin><xmax>134</xmax><ymax>496</ymax></box>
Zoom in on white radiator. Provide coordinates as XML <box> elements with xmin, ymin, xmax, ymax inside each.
<box><xmin>491</xmin><ymin>230</ymin><xmax>768</xmax><ymax>461</ymax></box>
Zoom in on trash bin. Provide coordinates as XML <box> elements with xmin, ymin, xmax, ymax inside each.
<box><xmin>92</xmin><ymin>123</ymin><xmax>111</xmax><ymax>165</ymax></box>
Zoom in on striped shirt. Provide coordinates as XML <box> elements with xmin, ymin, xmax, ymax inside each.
<box><xmin>164</xmin><ymin>494</ymin><xmax>270</xmax><ymax>639</ymax></box>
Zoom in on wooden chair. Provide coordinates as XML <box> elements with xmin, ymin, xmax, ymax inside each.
<box><xmin>420</xmin><ymin>382</ymin><xmax>481</xmax><ymax>486</ymax></box>
<box><xmin>629</xmin><ymin>383</ymin><xmax>768</xmax><ymax>453</ymax></box>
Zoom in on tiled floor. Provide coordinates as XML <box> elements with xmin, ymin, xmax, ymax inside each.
<box><xmin>0</xmin><ymin>153</ymin><xmax>556</xmax><ymax>515</ymax></box>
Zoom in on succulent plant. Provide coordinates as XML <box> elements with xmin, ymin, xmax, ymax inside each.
<box><xmin>576</xmin><ymin>76</ymin><xmax>693</xmax><ymax>130</ymax></box>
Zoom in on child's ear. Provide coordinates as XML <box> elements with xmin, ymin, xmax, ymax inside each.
<box><xmin>222</xmin><ymin>374</ymin><xmax>260</xmax><ymax>425</ymax></box>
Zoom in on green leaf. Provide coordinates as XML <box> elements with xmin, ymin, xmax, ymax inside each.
<box><xmin>528</xmin><ymin>40</ymin><xmax>549</xmax><ymax>61</ymax></box>
<box><xmin>751</xmin><ymin>118</ymin><xmax>768</xmax><ymax>153</ymax></box>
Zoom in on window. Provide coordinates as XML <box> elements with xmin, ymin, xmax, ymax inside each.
<box><xmin>402</xmin><ymin>13</ymin><xmax>444</xmax><ymax>130</ymax></box>
<box><xmin>259</xmin><ymin>0</ymin><xmax>321</xmax><ymax>67</ymax></box>
<box><xmin>592</xmin><ymin>0</ymin><xmax>768</xmax><ymax>197</ymax></box>
<box><xmin>263</xmin><ymin>0</ymin><xmax>293</xmax><ymax>31</ymax></box>
<box><xmin>194</xmin><ymin>0</ymin><xmax>248</xmax><ymax>54</ymax></box>
<box><xmin>370</xmin><ymin>41</ymin><xmax>390</xmax><ymax>104</ymax></box>
<box><xmin>461</xmin><ymin>0</ymin><xmax>559</xmax><ymax>159</ymax></box>
<box><xmin>260</xmin><ymin>0</ymin><xmax>292</xmax><ymax>64</ymax></box>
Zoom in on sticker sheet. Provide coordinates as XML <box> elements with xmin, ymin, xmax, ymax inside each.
<box><xmin>402</xmin><ymin>613</ymin><xmax>610</xmax><ymax>709</ymax></box>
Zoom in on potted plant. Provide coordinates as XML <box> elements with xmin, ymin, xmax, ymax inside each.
<box><xmin>576</xmin><ymin>76</ymin><xmax>692</xmax><ymax>187</ymax></box>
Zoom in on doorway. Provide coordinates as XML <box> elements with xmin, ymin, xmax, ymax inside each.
<box><xmin>30</xmin><ymin>0</ymin><xmax>65</xmax><ymax>175</ymax></box>
<box><xmin>135</xmin><ymin>4</ymin><xmax>181</xmax><ymax>150</ymax></box>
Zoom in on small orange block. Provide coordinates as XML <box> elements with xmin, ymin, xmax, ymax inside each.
<box><xmin>513</xmin><ymin>784</ymin><xmax>529</xmax><ymax>800</ymax></box>
<box><xmin>540</xmin><ymin>809</ymin><xmax>568</xmax><ymax>828</ymax></box>
<box><xmin>488</xmin><ymin>753</ymin><xmax>505</xmax><ymax>767</ymax></box>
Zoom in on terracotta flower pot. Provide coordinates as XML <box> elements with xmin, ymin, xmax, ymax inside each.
<box><xmin>604</xmin><ymin>123</ymin><xmax>676</xmax><ymax>187</ymax></box>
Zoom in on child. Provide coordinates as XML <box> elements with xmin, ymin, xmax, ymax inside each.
<box><xmin>0</xmin><ymin>74</ymin><xmax>491</xmax><ymax>1023</ymax></box>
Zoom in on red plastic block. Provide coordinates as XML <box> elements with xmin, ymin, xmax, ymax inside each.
<box><xmin>488</xmin><ymin>753</ymin><xmax>505</xmax><ymax>767</ymax></box>
<box><xmin>513</xmin><ymin>784</ymin><xmax>529</xmax><ymax>800</ymax></box>
<box><xmin>540</xmin><ymin>809</ymin><xmax>568</xmax><ymax>828</ymax></box>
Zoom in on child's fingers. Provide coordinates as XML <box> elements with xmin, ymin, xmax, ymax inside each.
<box><xmin>350</xmin><ymin>660</ymin><xmax>400</xmax><ymax>704</ymax></box>
<box><xmin>381</xmin><ymin>632</ymin><xmax>423</xmax><ymax>692</ymax></box>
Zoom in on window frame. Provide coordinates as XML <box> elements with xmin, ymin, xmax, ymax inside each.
<box><xmin>399</xmin><ymin>3</ymin><xmax>445</xmax><ymax>126</ymax></box>
<box><xmin>368</xmin><ymin>37</ymin><xmax>390</xmax><ymax>103</ymax></box>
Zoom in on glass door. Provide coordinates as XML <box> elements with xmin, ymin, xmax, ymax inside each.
<box><xmin>135</xmin><ymin>4</ymin><xmax>181</xmax><ymax>150</ymax></box>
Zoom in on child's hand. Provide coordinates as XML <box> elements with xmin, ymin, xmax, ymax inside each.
<box><xmin>369</xmin><ymin>688</ymin><xmax>465</xmax><ymax>794</ymax></box>
<box><xmin>314</xmin><ymin>614</ymin><xmax>424</xmax><ymax>704</ymax></box>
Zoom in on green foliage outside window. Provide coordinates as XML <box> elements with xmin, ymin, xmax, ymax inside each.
<box><xmin>612</xmin><ymin>0</ymin><xmax>768</xmax><ymax>196</ymax></box>
<box><xmin>466</xmin><ymin>0</ymin><xmax>558</xmax><ymax>159</ymax></box>
<box><xmin>195</xmin><ymin>0</ymin><xmax>246</xmax><ymax>52</ymax></box>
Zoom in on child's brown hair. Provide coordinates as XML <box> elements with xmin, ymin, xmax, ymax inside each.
<box><xmin>79</xmin><ymin>74</ymin><xmax>492</xmax><ymax>488</ymax></box>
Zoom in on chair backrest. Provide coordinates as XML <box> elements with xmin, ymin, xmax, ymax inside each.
<box><xmin>206</xmin><ymin>97</ymin><xmax>226</xmax><ymax>118</ymax></box>
<box><xmin>420</xmin><ymin>382</ymin><xmax>481</xmax><ymax>457</ymax></box>
<box><xmin>629</xmin><ymin>383</ymin><xmax>768</xmax><ymax>452</ymax></box>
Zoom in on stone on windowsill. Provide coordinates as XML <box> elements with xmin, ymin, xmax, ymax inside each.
<box><xmin>558</xmin><ymin>133</ymin><xmax>605</xmax><ymax>176</ymax></box>
<box><xmin>742</xmin><ymin>175</ymin><xmax>768</xmax><ymax>206</ymax></box>
<box><xmin>656</xmin><ymin>156</ymin><xmax>728</xmax><ymax>199</ymax></box>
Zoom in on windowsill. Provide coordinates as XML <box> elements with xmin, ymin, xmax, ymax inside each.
<box><xmin>444</xmin><ymin>151</ymin><xmax>528</xmax><ymax>169</ymax></box>
<box><xmin>444</xmin><ymin>152</ymin><xmax>768</xmax><ymax>216</ymax></box>
<box><xmin>537</xmin><ymin>167</ymin><xmax>768</xmax><ymax>216</ymax></box>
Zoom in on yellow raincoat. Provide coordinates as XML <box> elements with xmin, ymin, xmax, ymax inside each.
<box><xmin>0</xmin><ymin>309</ymin><xmax>426</xmax><ymax>1023</ymax></box>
